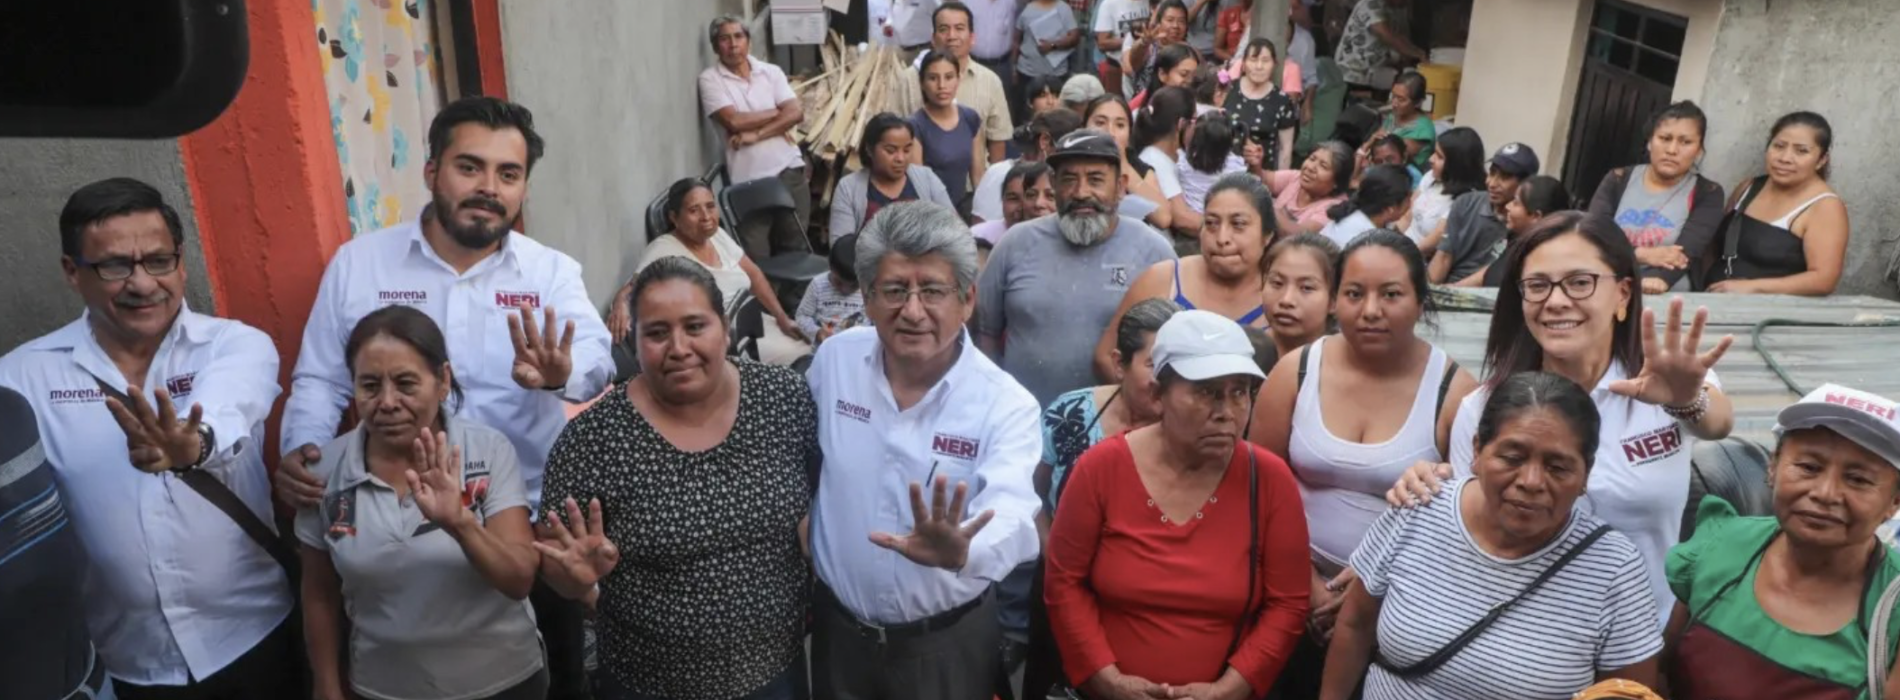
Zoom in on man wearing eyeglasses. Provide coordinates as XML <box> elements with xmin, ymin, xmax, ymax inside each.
<box><xmin>804</xmin><ymin>201</ymin><xmax>1041</xmax><ymax>700</ymax></box>
<box><xmin>0</xmin><ymin>177</ymin><xmax>296</xmax><ymax>699</ymax></box>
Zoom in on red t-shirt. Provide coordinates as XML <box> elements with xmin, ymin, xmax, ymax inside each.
<box><xmin>1217</xmin><ymin>7</ymin><xmax>1249</xmax><ymax>58</ymax></box>
<box><xmin>1045</xmin><ymin>434</ymin><xmax>1311</xmax><ymax>695</ymax></box>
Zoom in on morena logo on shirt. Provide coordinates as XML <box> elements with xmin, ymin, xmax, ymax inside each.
<box><xmin>932</xmin><ymin>432</ymin><xmax>980</xmax><ymax>460</ymax></box>
<box><xmin>1826</xmin><ymin>391</ymin><xmax>1898</xmax><ymax>421</ymax></box>
<box><xmin>165</xmin><ymin>372</ymin><xmax>195</xmax><ymax>399</ymax></box>
<box><xmin>1620</xmin><ymin>424</ymin><xmax>1683</xmax><ymax>466</ymax></box>
<box><xmin>835</xmin><ymin>399</ymin><xmax>872</xmax><ymax>424</ymax></box>
<box><xmin>377</xmin><ymin>290</ymin><xmax>429</xmax><ymax>306</ymax></box>
<box><xmin>48</xmin><ymin>387</ymin><xmax>106</xmax><ymax>405</ymax></box>
<box><xmin>494</xmin><ymin>291</ymin><xmax>541</xmax><ymax>309</ymax></box>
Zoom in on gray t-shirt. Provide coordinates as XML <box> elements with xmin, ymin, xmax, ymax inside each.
<box><xmin>1613</xmin><ymin>164</ymin><xmax>1696</xmax><ymax>289</ymax></box>
<box><xmin>296</xmin><ymin>415</ymin><xmax>542</xmax><ymax>700</ymax></box>
<box><xmin>976</xmin><ymin>214</ymin><xmax>1177</xmax><ymax>406</ymax></box>
<box><xmin>1440</xmin><ymin>191</ymin><xmax>1509</xmax><ymax>283</ymax></box>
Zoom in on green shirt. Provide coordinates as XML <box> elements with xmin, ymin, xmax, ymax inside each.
<box><xmin>1666</xmin><ymin>496</ymin><xmax>1900</xmax><ymax>696</ymax></box>
<box><xmin>1383</xmin><ymin>113</ymin><xmax>1436</xmax><ymax>171</ymax></box>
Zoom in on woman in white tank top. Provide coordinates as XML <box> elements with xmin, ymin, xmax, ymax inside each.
<box><xmin>1248</xmin><ymin>230</ymin><xmax>1476</xmax><ymax>695</ymax></box>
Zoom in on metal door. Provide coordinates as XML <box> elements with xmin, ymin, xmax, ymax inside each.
<box><xmin>1563</xmin><ymin>0</ymin><xmax>1687</xmax><ymax>204</ymax></box>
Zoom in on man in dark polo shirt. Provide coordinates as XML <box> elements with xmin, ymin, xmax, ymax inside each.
<box><xmin>0</xmin><ymin>385</ymin><xmax>105</xmax><ymax>700</ymax></box>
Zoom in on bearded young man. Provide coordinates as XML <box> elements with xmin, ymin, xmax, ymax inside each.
<box><xmin>975</xmin><ymin>129</ymin><xmax>1175</xmax><ymax>408</ymax></box>
<box><xmin>275</xmin><ymin>96</ymin><xmax>613</xmax><ymax>700</ymax></box>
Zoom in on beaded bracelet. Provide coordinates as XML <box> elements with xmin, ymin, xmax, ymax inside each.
<box><xmin>1664</xmin><ymin>385</ymin><xmax>1710</xmax><ymax>424</ymax></box>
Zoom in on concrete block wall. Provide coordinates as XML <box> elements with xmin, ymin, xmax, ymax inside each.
<box><xmin>1697</xmin><ymin>0</ymin><xmax>1900</xmax><ymax>298</ymax></box>
<box><xmin>499</xmin><ymin>0</ymin><xmax>747</xmax><ymax>309</ymax></box>
<box><xmin>0</xmin><ymin>139</ymin><xmax>216</xmax><ymax>351</ymax></box>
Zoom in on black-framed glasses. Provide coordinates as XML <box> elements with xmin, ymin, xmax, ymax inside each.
<box><xmin>871</xmin><ymin>284</ymin><xmax>957</xmax><ymax>309</ymax></box>
<box><xmin>73</xmin><ymin>252</ymin><xmax>181</xmax><ymax>281</ymax></box>
<box><xmin>1519</xmin><ymin>273</ymin><xmax>1604</xmax><ymax>303</ymax></box>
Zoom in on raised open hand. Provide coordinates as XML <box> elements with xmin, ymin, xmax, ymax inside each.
<box><xmin>534</xmin><ymin>497</ymin><xmax>620</xmax><ymax>599</ymax></box>
<box><xmin>404</xmin><ymin>427</ymin><xmax>471</xmax><ymax>529</ymax></box>
<box><xmin>869</xmin><ymin>475</ymin><xmax>995</xmax><ymax>571</ymax></box>
<box><xmin>105</xmin><ymin>385</ymin><xmax>204</xmax><ymax>474</ymax></box>
<box><xmin>1609</xmin><ymin>297</ymin><xmax>1732</xmax><ymax>409</ymax></box>
<box><xmin>509</xmin><ymin>304</ymin><xmax>576</xmax><ymax>391</ymax></box>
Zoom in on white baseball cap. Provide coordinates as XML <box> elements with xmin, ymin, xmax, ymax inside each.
<box><xmin>1150</xmin><ymin>310</ymin><xmax>1265</xmax><ymax>382</ymax></box>
<box><xmin>1774</xmin><ymin>383</ymin><xmax>1900</xmax><ymax>470</ymax></box>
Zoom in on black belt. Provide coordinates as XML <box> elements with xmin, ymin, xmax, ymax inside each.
<box><xmin>817</xmin><ymin>582</ymin><xmax>988</xmax><ymax>644</ymax></box>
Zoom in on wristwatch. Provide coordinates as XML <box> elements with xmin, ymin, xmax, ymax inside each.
<box><xmin>172</xmin><ymin>423</ymin><xmax>216</xmax><ymax>475</ymax></box>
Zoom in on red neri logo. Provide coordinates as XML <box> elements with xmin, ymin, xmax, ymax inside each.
<box><xmin>165</xmin><ymin>372</ymin><xmax>195</xmax><ymax>398</ymax></box>
<box><xmin>1620</xmin><ymin>424</ymin><xmax>1683</xmax><ymax>466</ymax></box>
<box><xmin>932</xmin><ymin>432</ymin><xmax>980</xmax><ymax>460</ymax></box>
<box><xmin>495</xmin><ymin>291</ymin><xmax>541</xmax><ymax>309</ymax></box>
<box><xmin>1826</xmin><ymin>392</ymin><xmax>1897</xmax><ymax>421</ymax></box>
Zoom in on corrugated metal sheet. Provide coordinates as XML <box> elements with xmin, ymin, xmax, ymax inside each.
<box><xmin>1419</xmin><ymin>289</ymin><xmax>1900</xmax><ymax>444</ymax></box>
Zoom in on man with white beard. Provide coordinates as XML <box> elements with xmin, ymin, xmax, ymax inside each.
<box><xmin>975</xmin><ymin>129</ymin><xmax>1175</xmax><ymax>408</ymax></box>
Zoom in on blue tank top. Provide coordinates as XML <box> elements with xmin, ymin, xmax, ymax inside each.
<box><xmin>1172</xmin><ymin>258</ymin><xmax>1266</xmax><ymax>325</ymax></box>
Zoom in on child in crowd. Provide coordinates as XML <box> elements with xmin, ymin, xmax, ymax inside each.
<box><xmin>1176</xmin><ymin>111</ymin><xmax>1247</xmax><ymax>218</ymax></box>
<box><xmin>796</xmin><ymin>233</ymin><xmax>868</xmax><ymax>345</ymax></box>
<box><xmin>1024</xmin><ymin>75</ymin><xmax>1066</xmax><ymax>116</ymax></box>
<box><xmin>1188</xmin><ymin>63</ymin><xmax>1227</xmax><ymax>117</ymax></box>
<box><xmin>1367</xmin><ymin>134</ymin><xmax>1421</xmax><ymax>186</ymax></box>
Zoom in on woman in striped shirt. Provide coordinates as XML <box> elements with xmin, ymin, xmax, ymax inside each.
<box><xmin>1320</xmin><ymin>371</ymin><xmax>1663</xmax><ymax>700</ymax></box>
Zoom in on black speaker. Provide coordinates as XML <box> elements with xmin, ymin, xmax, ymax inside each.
<box><xmin>0</xmin><ymin>0</ymin><xmax>248</xmax><ymax>138</ymax></box>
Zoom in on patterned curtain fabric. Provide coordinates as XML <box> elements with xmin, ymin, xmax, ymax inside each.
<box><xmin>315</xmin><ymin>0</ymin><xmax>442</xmax><ymax>236</ymax></box>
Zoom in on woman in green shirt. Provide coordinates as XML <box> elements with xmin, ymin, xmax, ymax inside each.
<box><xmin>1665</xmin><ymin>383</ymin><xmax>1900</xmax><ymax>700</ymax></box>
<box><xmin>1378</xmin><ymin>71</ymin><xmax>1434</xmax><ymax>172</ymax></box>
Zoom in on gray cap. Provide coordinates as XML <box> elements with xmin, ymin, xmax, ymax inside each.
<box><xmin>1046</xmin><ymin>129</ymin><xmax>1122</xmax><ymax>168</ymax></box>
<box><xmin>1060</xmin><ymin>74</ymin><xmax>1105</xmax><ymax>104</ymax></box>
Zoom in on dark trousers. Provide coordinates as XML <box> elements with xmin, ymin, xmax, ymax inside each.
<box><xmin>812</xmin><ymin>588</ymin><xmax>1003</xmax><ymax>700</ymax></box>
<box><xmin>532</xmin><ymin>578</ymin><xmax>591</xmax><ymax>700</ymax></box>
<box><xmin>594</xmin><ymin>662</ymin><xmax>799</xmax><ymax>700</ymax></box>
<box><xmin>736</xmin><ymin>166</ymin><xmax>815</xmax><ymax>261</ymax></box>
<box><xmin>485</xmin><ymin>667</ymin><xmax>552</xmax><ymax>700</ymax></box>
<box><xmin>112</xmin><ymin>620</ymin><xmax>297</xmax><ymax>700</ymax></box>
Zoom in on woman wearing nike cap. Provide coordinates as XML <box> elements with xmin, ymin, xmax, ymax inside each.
<box><xmin>1046</xmin><ymin>309</ymin><xmax>1309</xmax><ymax>699</ymax></box>
<box><xmin>1663</xmin><ymin>383</ymin><xmax>1900</xmax><ymax>700</ymax></box>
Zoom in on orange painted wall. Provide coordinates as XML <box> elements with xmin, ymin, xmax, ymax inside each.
<box><xmin>180</xmin><ymin>0</ymin><xmax>351</xmax><ymax>468</ymax></box>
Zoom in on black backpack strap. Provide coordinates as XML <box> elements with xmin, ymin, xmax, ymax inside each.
<box><xmin>1296</xmin><ymin>343</ymin><xmax>1313</xmax><ymax>390</ymax></box>
<box><xmin>1375</xmin><ymin>523</ymin><xmax>1613</xmax><ymax>679</ymax></box>
<box><xmin>1435</xmin><ymin>359</ymin><xmax>1461</xmax><ymax>418</ymax></box>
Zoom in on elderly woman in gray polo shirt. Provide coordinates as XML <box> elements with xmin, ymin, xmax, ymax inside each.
<box><xmin>296</xmin><ymin>305</ymin><xmax>544</xmax><ymax>700</ymax></box>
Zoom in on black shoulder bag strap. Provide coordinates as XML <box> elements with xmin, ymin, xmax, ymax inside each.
<box><xmin>1228</xmin><ymin>446</ymin><xmax>1260</xmax><ymax>658</ymax></box>
<box><xmin>1296</xmin><ymin>343</ymin><xmax>1313</xmax><ymax>390</ymax></box>
<box><xmin>1434</xmin><ymin>359</ymin><xmax>1461</xmax><ymax>418</ymax></box>
<box><xmin>1375</xmin><ymin>523</ymin><xmax>1613</xmax><ymax>678</ymax></box>
<box><xmin>1716</xmin><ymin>175</ymin><xmax>1771</xmax><ymax>283</ymax></box>
<box><xmin>93</xmin><ymin>379</ymin><xmax>296</xmax><ymax>575</ymax></box>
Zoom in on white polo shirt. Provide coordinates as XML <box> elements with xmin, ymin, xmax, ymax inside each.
<box><xmin>0</xmin><ymin>308</ymin><xmax>291</xmax><ymax>685</ymax></box>
<box><xmin>282</xmin><ymin>220</ymin><xmax>614</xmax><ymax>511</ymax></box>
<box><xmin>806</xmin><ymin>327</ymin><xmax>1041</xmax><ymax>625</ymax></box>
<box><xmin>1449</xmin><ymin>362</ymin><xmax>1719</xmax><ymax>626</ymax></box>
<box><xmin>964</xmin><ymin>0</ymin><xmax>1020</xmax><ymax>61</ymax></box>
<box><xmin>698</xmin><ymin>56</ymin><xmax>806</xmax><ymax>184</ymax></box>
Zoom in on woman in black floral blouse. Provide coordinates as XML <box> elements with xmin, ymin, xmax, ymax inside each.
<box><xmin>534</xmin><ymin>256</ymin><xmax>817</xmax><ymax>700</ymax></box>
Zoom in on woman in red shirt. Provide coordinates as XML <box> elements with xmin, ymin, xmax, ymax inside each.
<box><xmin>1047</xmin><ymin>309</ymin><xmax>1311</xmax><ymax>700</ymax></box>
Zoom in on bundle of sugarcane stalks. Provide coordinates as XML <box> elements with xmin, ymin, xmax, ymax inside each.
<box><xmin>791</xmin><ymin>32</ymin><xmax>919</xmax><ymax>207</ymax></box>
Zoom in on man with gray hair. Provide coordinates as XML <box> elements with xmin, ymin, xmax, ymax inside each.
<box><xmin>976</xmin><ymin>128</ymin><xmax>1176</xmax><ymax>407</ymax></box>
<box><xmin>805</xmin><ymin>200</ymin><xmax>1041</xmax><ymax>700</ymax></box>
<box><xmin>699</xmin><ymin>15</ymin><xmax>809</xmax><ymax>260</ymax></box>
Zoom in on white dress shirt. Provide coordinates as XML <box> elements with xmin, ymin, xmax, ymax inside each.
<box><xmin>282</xmin><ymin>220</ymin><xmax>613</xmax><ymax>510</ymax></box>
<box><xmin>966</xmin><ymin>0</ymin><xmax>1020</xmax><ymax>61</ymax></box>
<box><xmin>0</xmin><ymin>308</ymin><xmax>290</xmax><ymax>685</ymax></box>
<box><xmin>807</xmin><ymin>327</ymin><xmax>1041</xmax><ymax>625</ymax></box>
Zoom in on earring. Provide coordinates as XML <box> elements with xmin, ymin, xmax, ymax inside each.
<box><xmin>1616</xmin><ymin>305</ymin><xmax>1627</xmax><ymax>322</ymax></box>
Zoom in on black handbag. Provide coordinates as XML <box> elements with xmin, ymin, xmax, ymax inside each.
<box><xmin>1698</xmin><ymin>175</ymin><xmax>1769</xmax><ymax>290</ymax></box>
<box><xmin>1374</xmin><ymin>524</ymin><xmax>1612</xmax><ymax>678</ymax></box>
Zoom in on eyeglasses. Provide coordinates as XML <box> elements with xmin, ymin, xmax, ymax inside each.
<box><xmin>1518</xmin><ymin>273</ymin><xmax>1604</xmax><ymax>303</ymax></box>
<box><xmin>73</xmin><ymin>252</ymin><xmax>181</xmax><ymax>281</ymax></box>
<box><xmin>872</xmin><ymin>284</ymin><xmax>958</xmax><ymax>309</ymax></box>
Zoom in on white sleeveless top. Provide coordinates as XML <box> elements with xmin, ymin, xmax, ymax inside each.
<box><xmin>1287</xmin><ymin>336</ymin><xmax>1449</xmax><ymax>568</ymax></box>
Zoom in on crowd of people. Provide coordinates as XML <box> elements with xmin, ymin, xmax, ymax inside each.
<box><xmin>1</xmin><ymin>3</ymin><xmax>1885</xmax><ymax>700</ymax></box>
